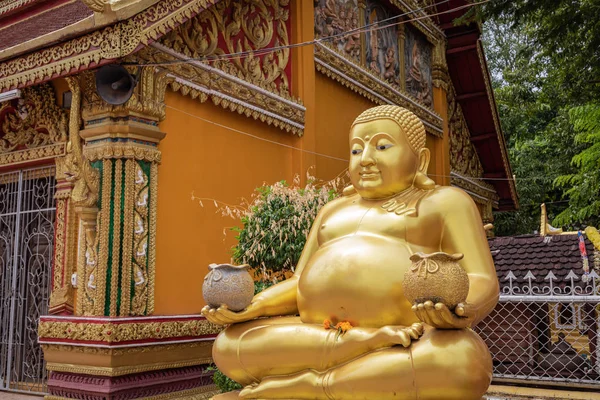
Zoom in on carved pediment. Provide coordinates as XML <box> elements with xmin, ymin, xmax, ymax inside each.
<box><xmin>0</xmin><ymin>83</ymin><xmax>67</xmax><ymax>165</ymax></box>
<box><xmin>161</xmin><ymin>0</ymin><xmax>293</xmax><ymax>100</ymax></box>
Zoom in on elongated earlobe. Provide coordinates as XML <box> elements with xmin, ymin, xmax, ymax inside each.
<box><xmin>414</xmin><ymin>148</ymin><xmax>434</xmax><ymax>190</ymax></box>
<box><xmin>414</xmin><ymin>171</ymin><xmax>436</xmax><ymax>190</ymax></box>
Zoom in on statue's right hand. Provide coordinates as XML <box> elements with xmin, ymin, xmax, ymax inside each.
<box><xmin>378</xmin><ymin>323</ymin><xmax>424</xmax><ymax>347</ymax></box>
<box><xmin>201</xmin><ymin>303</ymin><xmax>259</xmax><ymax>326</ymax></box>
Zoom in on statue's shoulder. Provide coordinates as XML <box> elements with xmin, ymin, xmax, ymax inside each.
<box><xmin>420</xmin><ymin>185</ymin><xmax>477</xmax><ymax>214</ymax></box>
<box><xmin>342</xmin><ymin>185</ymin><xmax>357</xmax><ymax>197</ymax></box>
<box><xmin>431</xmin><ymin>185</ymin><xmax>473</xmax><ymax>201</ymax></box>
<box><xmin>318</xmin><ymin>187</ymin><xmax>356</xmax><ymax>216</ymax></box>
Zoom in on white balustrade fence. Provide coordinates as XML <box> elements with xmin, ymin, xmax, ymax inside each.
<box><xmin>475</xmin><ymin>269</ymin><xmax>600</xmax><ymax>388</ymax></box>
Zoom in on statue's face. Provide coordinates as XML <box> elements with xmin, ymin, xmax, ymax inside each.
<box><xmin>349</xmin><ymin>119</ymin><xmax>419</xmax><ymax>199</ymax></box>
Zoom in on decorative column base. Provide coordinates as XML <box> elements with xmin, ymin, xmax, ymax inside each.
<box><xmin>47</xmin><ymin>366</ymin><xmax>215</xmax><ymax>400</ymax></box>
<box><xmin>39</xmin><ymin>315</ymin><xmax>222</xmax><ymax>400</ymax></box>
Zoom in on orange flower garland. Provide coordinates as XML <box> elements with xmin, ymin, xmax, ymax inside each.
<box><xmin>323</xmin><ymin>319</ymin><xmax>353</xmax><ymax>339</ymax></box>
<box><xmin>335</xmin><ymin>321</ymin><xmax>353</xmax><ymax>333</ymax></box>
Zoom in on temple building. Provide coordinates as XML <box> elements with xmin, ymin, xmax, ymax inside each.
<box><xmin>0</xmin><ymin>0</ymin><xmax>516</xmax><ymax>398</ymax></box>
<box><xmin>480</xmin><ymin>207</ymin><xmax>600</xmax><ymax>384</ymax></box>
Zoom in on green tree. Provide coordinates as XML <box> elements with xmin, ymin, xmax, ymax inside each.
<box><xmin>482</xmin><ymin>19</ymin><xmax>577</xmax><ymax>235</ymax></box>
<box><xmin>477</xmin><ymin>2</ymin><xmax>600</xmax><ymax>234</ymax></box>
<box><xmin>554</xmin><ymin>104</ymin><xmax>600</xmax><ymax>228</ymax></box>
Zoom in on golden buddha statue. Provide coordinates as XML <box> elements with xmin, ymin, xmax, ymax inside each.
<box><xmin>203</xmin><ymin>105</ymin><xmax>499</xmax><ymax>400</ymax></box>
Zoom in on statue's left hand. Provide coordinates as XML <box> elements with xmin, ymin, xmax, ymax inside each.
<box><xmin>412</xmin><ymin>301</ymin><xmax>475</xmax><ymax>329</ymax></box>
<box><xmin>201</xmin><ymin>303</ymin><xmax>259</xmax><ymax>326</ymax></box>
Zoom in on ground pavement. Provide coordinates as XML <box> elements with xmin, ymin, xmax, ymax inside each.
<box><xmin>3</xmin><ymin>385</ymin><xmax>599</xmax><ymax>400</ymax></box>
<box><xmin>0</xmin><ymin>393</ymin><xmax>43</xmax><ymax>400</ymax></box>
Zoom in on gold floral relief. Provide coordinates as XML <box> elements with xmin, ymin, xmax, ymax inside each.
<box><xmin>131</xmin><ymin>162</ymin><xmax>150</xmax><ymax>315</ymax></box>
<box><xmin>0</xmin><ymin>83</ymin><xmax>67</xmax><ymax>157</ymax></box>
<box><xmin>51</xmin><ymin>198</ymin><xmax>68</xmax><ymax>294</ymax></box>
<box><xmin>38</xmin><ymin>318</ymin><xmax>222</xmax><ymax>343</ymax></box>
<box><xmin>161</xmin><ymin>0</ymin><xmax>292</xmax><ymax>99</ymax></box>
<box><xmin>447</xmin><ymin>85</ymin><xmax>484</xmax><ymax>179</ymax></box>
<box><xmin>137</xmin><ymin>45</ymin><xmax>305</xmax><ymax>135</ymax></box>
<box><xmin>0</xmin><ymin>0</ymin><xmax>219</xmax><ymax>91</ymax></box>
<box><xmin>120</xmin><ymin>159</ymin><xmax>136</xmax><ymax>316</ymax></box>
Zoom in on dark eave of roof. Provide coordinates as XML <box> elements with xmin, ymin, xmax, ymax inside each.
<box><xmin>437</xmin><ymin>0</ymin><xmax>518</xmax><ymax>211</ymax></box>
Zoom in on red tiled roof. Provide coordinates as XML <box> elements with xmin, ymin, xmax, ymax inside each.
<box><xmin>0</xmin><ymin>0</ymin><xmax>93</xmax><ymax>52</ymax></box>
<box><xmin>488</xmin><ymin>234</ymin><xmax>596</xmax><ymax>285</ymax></box>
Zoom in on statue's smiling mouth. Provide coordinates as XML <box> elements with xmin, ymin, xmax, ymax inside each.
<box><xmin>359</xmin><ymin>170</ymin><xmax>380</xmax><ymax>180</ymax></box>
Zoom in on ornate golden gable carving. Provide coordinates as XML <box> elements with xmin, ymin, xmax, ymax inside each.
<box><xmin>0</xmin><ymin>83</ymin><xmax>67</xmax><ymax>166</ymax></box>
<box><xmin>0</xmin><ymin>84</ymin><xmax>67</xmax><ymax>153</ymax></box>
<box><xmin>161</xmin><ymin>0</ymin><xmax>292</xmax><ymax>100</ymax></box>
<box><xmin>0</xmin><ymin>0</ymin><xmax>220</xmax><ymax>92</ymax></box>
<box><xmin>447</xmin><ymin>84</ymin><xmax>484</xmax><ymax>180</ymax></box>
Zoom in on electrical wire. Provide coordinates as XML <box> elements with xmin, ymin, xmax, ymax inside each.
<box><xmin>129</xmin><ymin>0</ymin><xmax>489</xmax><ymax>67</ymax></box>
<box><xmin>166</xmin><ymin>103</ymin><xmax>562</xmax><ymax>183</ymax></box>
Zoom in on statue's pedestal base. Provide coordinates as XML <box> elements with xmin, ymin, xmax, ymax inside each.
<box><xmin>38</xmin><ymin>315</ymin><xmax>222</xmax><ymax>399</ymax></box>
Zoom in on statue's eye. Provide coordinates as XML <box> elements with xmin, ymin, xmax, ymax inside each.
<box><xmin>351</xmin><ymin>149</ymin><xmax>363</xmax><ymax>155</ymax></box>
<box><xmin>377</xmin><ymin>144</ymin><xmax>393</xmax><ymax>151</ymax></box>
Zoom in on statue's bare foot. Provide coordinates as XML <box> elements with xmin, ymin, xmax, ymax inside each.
<box><xmin>376</xmin><ymin>323</ymin><xmax>424</xmax><ymax>347</ymax></box>
<box><xmin>239</xmin><ymin>370</ymin><xmax>321</xmax><ymax>399</ymax></box>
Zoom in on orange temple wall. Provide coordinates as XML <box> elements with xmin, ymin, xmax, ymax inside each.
<box><xmin>152</xmin><ymin>79</ymin><xmax>450</xmax><ymax>316</ymax></box>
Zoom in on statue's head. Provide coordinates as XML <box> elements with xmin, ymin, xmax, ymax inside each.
<box><xmin>349</xmin><ymin>105</ymin><xmax>434</xmax><ymax>199</ymax></box>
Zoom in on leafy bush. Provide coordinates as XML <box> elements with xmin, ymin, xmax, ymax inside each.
<box><xmin>207</xmin><ymin>365</ymin><xmax>242</xmax><ymax>393</ymax></box>
<box><xmin>228</xmin><ymin>174</ymin><xmax>341</xmax><ymax>278</ymax></box>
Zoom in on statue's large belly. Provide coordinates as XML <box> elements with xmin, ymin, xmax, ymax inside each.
<box><xmin>298</xmin><ymin>234</ymin><xmax>418</xmax><ymax>328</ymax></box>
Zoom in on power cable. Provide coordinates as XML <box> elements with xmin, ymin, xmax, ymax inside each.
<box><xmin>129</xmin><ymin>0</ymin><xmax>489</xmax><ymax>67</ymax></box>
<box><xmin>166</xmin><ymin>103</ymin><xmax>563</xmax><ymax>183</ymax></box>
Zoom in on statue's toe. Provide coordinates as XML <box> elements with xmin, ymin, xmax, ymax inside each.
<box><xmin>239</xmin><ymin>383</ymin><xmax>259</xmax><ymax>399</ymax></box>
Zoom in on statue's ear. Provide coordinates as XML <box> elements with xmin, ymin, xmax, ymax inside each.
<box><xmin>418</xmin><ymin>147</ymin><xmax>430</xmax><ymax>173</ymax></box>
<box><xmin>414</xmin><ymin>148</ymin><xmax>435</xmax><ymax>190</ymax></box>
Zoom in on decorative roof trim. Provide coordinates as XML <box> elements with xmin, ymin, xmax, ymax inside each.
<box><xmin>140</xmin><ymin>43</ymin><xmax>305</xmax><ymax>136</ymax></box>
<box><xmin>0</xmin><ymin>0</ymin><xmax>221</xmax><ymax>92</ymax></box>
<box><xmin>451</xmin><ymin>171</ymin><xmax>499</xmax><ymax>207</ymax></box>
<box><xmin>0</xmin><ymin>0</ymin><xmax>38</xmax><ymax>17</ymax></box>
<box><xmin>387</xmin><ymin>0</ymin><xmax>446</xmax><ymax>43</ymax></box>
<box><xmin>314</xmin><ymin>43</ymin><xmax>443</xmax><ymax>137</ymax></box>
<box><xmin>0</xmin><ymin>143</ymin><xmax>65</xmax><ymax>167</ymax></box>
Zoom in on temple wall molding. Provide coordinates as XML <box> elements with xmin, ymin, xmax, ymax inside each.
<box><xmin>315</xmin><ymin>43</ymin><xmax>444</xmax><ymax>137</ymax></box>
<box><xmin>0</xmin><ymin>0</ymin><xmax>221</xmax><ymax>92</ymax></box>
<box><xmin>141</xmin><ymin>43</ymin><xmax>306</xmax><ymax>135</ymax></box>
<box><xmin>141</xmin><ymin>0</ymin><xmax>306</xmax><ymax>135</ymax></box>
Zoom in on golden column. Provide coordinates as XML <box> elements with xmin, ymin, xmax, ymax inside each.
<box><xmin>73</xmin><ymin>67</ymin><xmax>169</xmax><ymax>317</ymax></box>
<box><xmin>40</xmin><ymin>61</ymin><xmax>219</xmax><ymax>400</ymax></box>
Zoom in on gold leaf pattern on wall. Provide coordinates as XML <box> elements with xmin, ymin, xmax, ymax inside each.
<box><xmin>161</xmin><ymin>0</ymin><xmax>291</xmax><ymax>99</ymax></box>
<box><xmin>447</xmin><ymin>85</ymin><xmax>484</xmax><ymax>179</ymax></box>
<box><xmin>0</xmin><ymin>84</ymin><xmax>67</xmax><ymax>153</ymax></box>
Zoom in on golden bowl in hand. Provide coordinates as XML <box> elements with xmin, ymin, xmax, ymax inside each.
<box><xmin>202</xmin><ymin>263</ymin><xmax>254</xmax><ymax>312</ymax></box>
<box><xmin>403</xmin><ymin>252</ymin><xmax>469</xmax><ymax>310</ymax></box>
